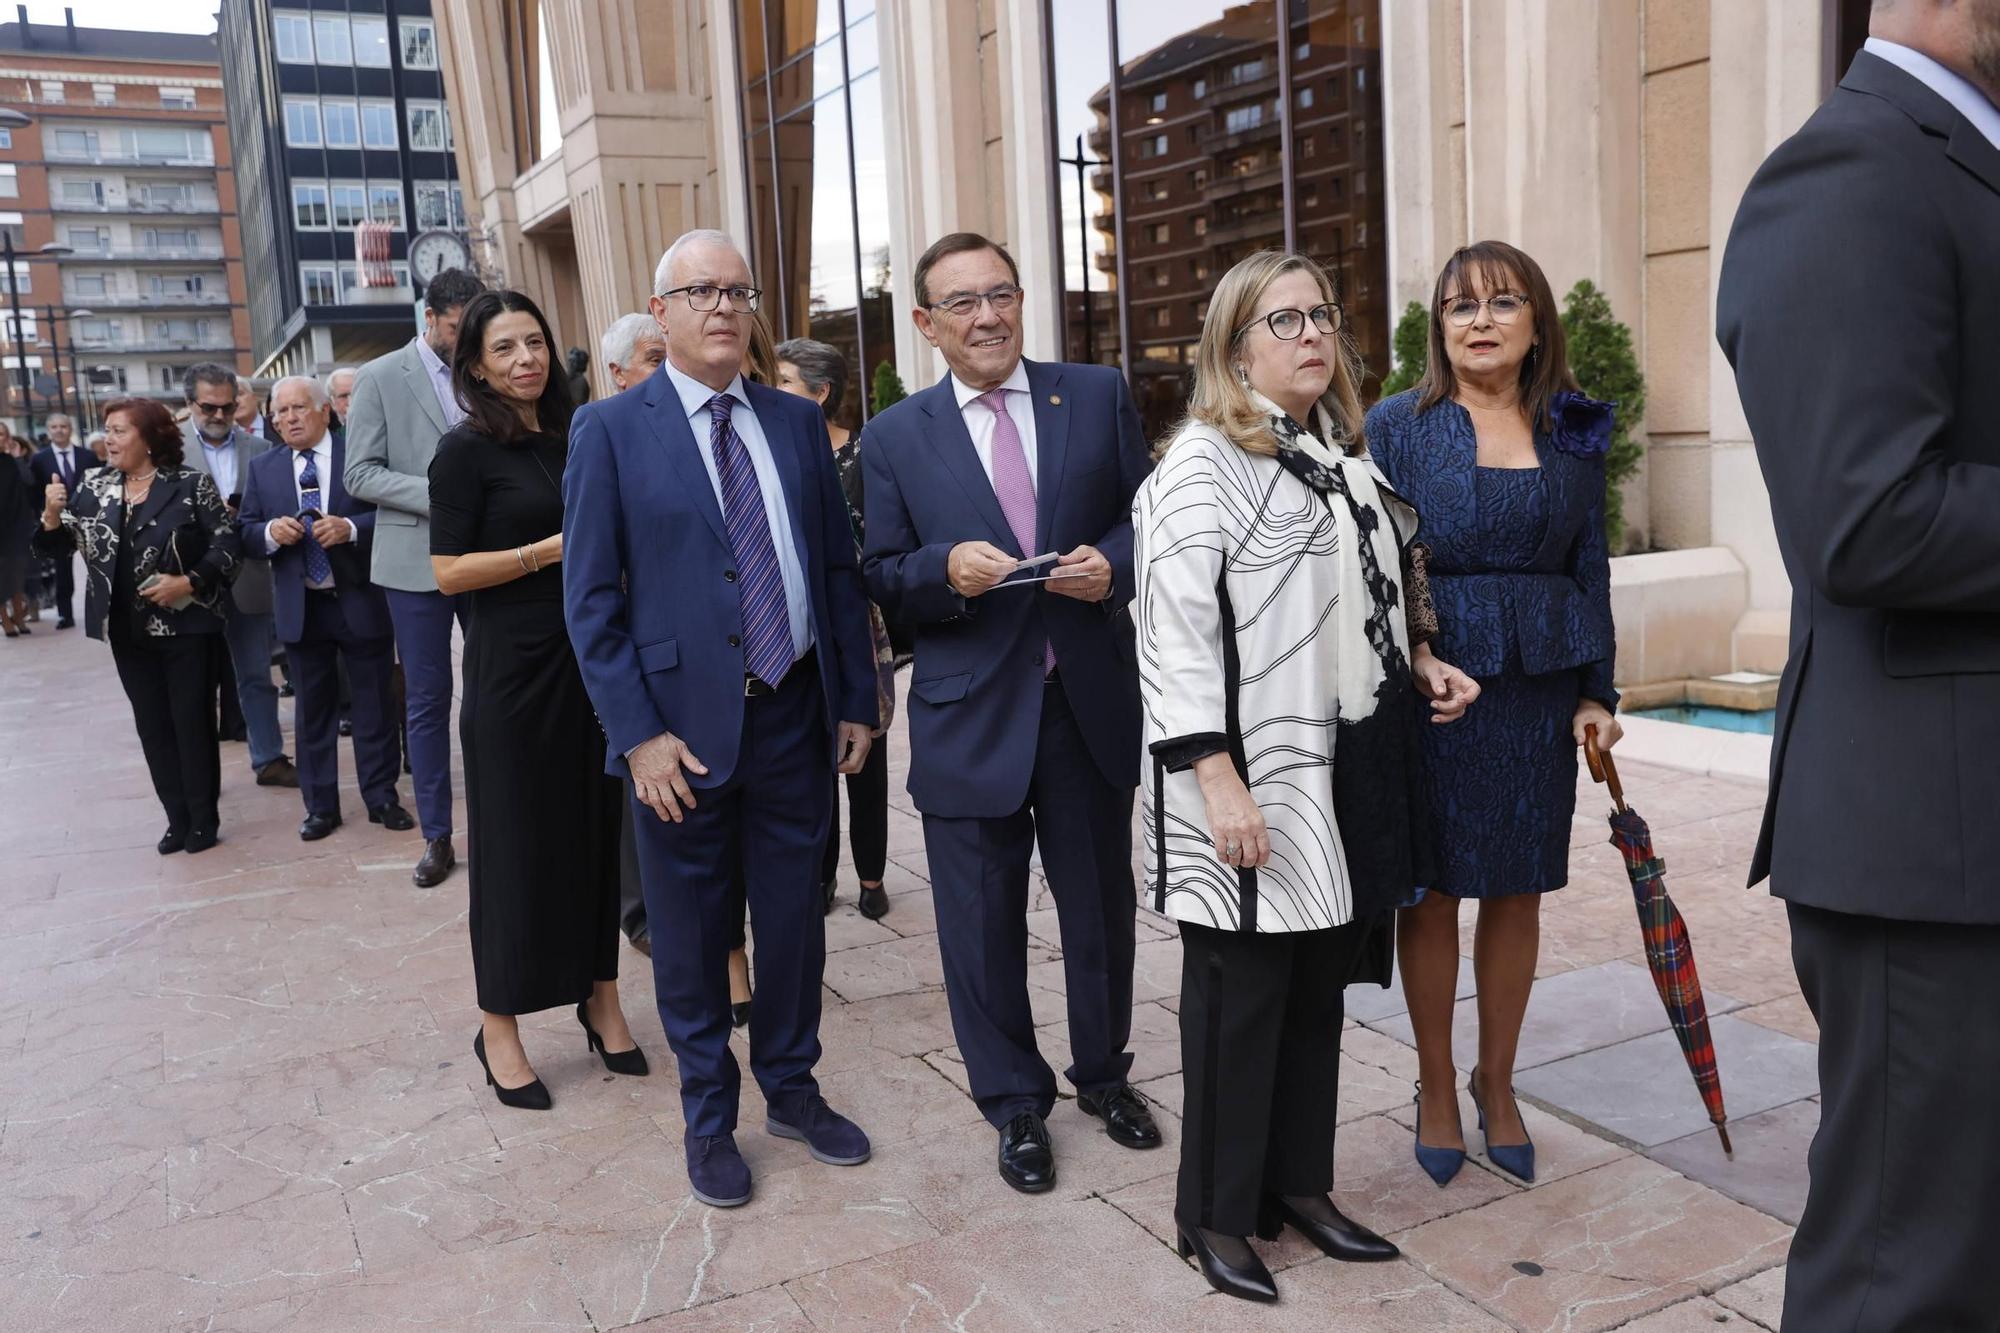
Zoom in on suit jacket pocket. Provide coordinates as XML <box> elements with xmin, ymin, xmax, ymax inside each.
<box><xmin>377</xmin><ymin>509</ymin><xmax>418</xmax><ymax>526</ymax></box>
<box><xmin>911</xmin><ymin>670</ymin><xmax>972</xmax><ymax>705</ymax></box>
<box><xmin>1883</xmin><ymin>612</ymin><xmax>2000</xmax><ymax>677</ymax></box>
<box><xmin>637</xmin><ymin>638</ymin><xmax>680</xmax><ymax>673</ymax></box>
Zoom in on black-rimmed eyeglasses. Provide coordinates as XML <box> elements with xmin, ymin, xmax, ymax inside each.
<box><xmin>1235</xmin><ymin>302</ymin><xmax>1343</xmax><ymax>342</ymax></box>
<box><xmin>660</xmin><ymin>283</ymin><xmax>762</xmax><ymax>313</ymax></box>
<box><xmin>928</xmin><ymin>285</ymin><xmax>1023</xmax><ymax>319</ymax></box>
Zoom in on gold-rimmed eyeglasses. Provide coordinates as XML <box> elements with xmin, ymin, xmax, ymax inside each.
<box><xmin>928</xmin><ymin>285</ymin><xmax>1023</xmax><ymax>320</ymax></box>
<box><xmin>1440</xmin><ymin>293</ymin><xmax>1530</xmax><ymax>327</ymax></box>
<box><xmin>661</xmin><ymin>283</ymin><xmax>762</xmax><ymax>314</ymax></box>
<box><xmin>1234</xmin><ymin>301</ymin><xmax>1343</xmax><ymax>342</ymax></box>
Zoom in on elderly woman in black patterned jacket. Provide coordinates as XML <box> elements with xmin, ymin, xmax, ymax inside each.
<box><xmin>36</xmin><ymin>397</ymin><xmax>242</xmax><ymax>854</ymax></box>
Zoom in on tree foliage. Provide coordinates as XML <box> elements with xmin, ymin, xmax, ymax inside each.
<box><xmin>1378</xmin><ymin>301</ymin><xmax>1430</xmax><ymax>399</ymax></box>
<box><xmin>1558</xmin><ymin>280</ymin><xmax>1647</xmax><ymax>550</ymax></box>
<box><xmin>869</xmin><ymin>360</ymin><xmax>908</xmax><ymax>417</ymax></box>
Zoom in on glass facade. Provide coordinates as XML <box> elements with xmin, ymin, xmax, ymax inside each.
<box><xmin>734</xmin><ymin>0</ymin><xmax>893</xmax><ymax>432</ymax></box>
<box><xmin>1050</xmin><ymin>0</ymin><xmax>1387</xmax><ymax>440</ymax></box>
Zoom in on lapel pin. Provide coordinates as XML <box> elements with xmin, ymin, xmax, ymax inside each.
<box><xmin>1049</xmin><ymin>394</ymin><xmax>1061</xmax><ymax>406</ymax></box>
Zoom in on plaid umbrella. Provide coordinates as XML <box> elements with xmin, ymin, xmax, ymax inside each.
<box><xmin>1585</xmin><ymin>726</ymin><xmax>1734</xmax><ymax>1156</ymax></box>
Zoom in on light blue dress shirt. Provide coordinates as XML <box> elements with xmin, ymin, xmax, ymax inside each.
<box><xmin>1864</xmin><ymin>37</ymin><xmax>2000</xmax><ymax>149</ymax></box>
<box><xmin>199</xmin><ymin>432</ymin><xmax>239</xmax><ymax>499</ymax></box>
<box><xmin>415</xmin><ymin>334</ymin><xmax>467</xmax><ymax>429</ymax></box>
<box><xmin>661</xmin><ymin>359</ymin><xmax>813</xmax><ymax>659</ymax></box>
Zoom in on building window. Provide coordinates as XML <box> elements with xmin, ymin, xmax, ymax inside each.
<box><xmin>368</xmin><ymin>182</ymin><xmax>405</xmax><ymax>228</ymax></box>
<box><xmin>322</xmin><ymin>101</ymin><xmax>362</xmax><ymax>149</ymax></box>
<box><xmin>407</xmin><ymin>102</ymin><xmax>446</xmax><ymax>151</ymax></box>
<box><xmin>1148</xmin><ymin>179</ymin><xmax>1169</xmax><ymax>202</ymax></box>
<box><xmin>1354</xmin><ymin>169</ymin><xmax>1367</xmax><ymax>194</ymax></box>
<box><xmin>400</xmin><ymin>19</ymin><xmax>438</xmax><ymax>69</ymax></box>
<box><xmin>136</xmin><ymin>128</ymin><xmax>207</xmax><ymax>163</ymax></box>
<box><xmin>160</xmin><ymin>87</ymin><xmax>196</xmax><ymax>110</ymax></box>
<box><xmin>329</xmin><ymin>181</ymin><xmax>367</xmax><ymax>228</ymax></box>
<box><xmin>413</xmin><ymin>181</ymin><xmax>452</xmax><ymax>230</ymax></box>
<box><xmin>1223</xmin><ymin>102</ymin><xmax>1265</xmax><ymax>133</ymax></box>
<box><xmin>0</xmin><ymin>164</ymin><xmax>14</xmax><ymax>199</ymax></box>
<box><xmin>1</xmin><ymin>267</ymin><xmax>28</xmax><ymax>294</ymax></box>
<box><xmin>92</xmin><ymin>83</ymin><xmax>117</xmax><ymax>106</ymax></box>
<box><xmin>61</xmin><ymin>179</ymin><xmax>104</xmax><ymax>205</ymax></box>
<box><xmin>39</xmin><ymin>80</ymin><xmax>64</xmax><ymax>103</ymax></box>
<box><xmin>1192</xmin><ymin>215</ymin><xmax>1208</xmax><ymax>236</ymax></box>
<box><xmin>0</xmin><ymin>130</ymin><xmax>11</xmax><ymax>148</ymax></box>
<box><xmin>1149</xmin><ymin>92</ymin><xmax>1167</xmax><ymax>114</ymax></box>
<box><xmin>351</xmin><ymin>16</ymin><xmax>391</xmax><ymax>67</ymax></box>
<box><xmin>1192</xmin><ymin>78</ymin><xmax>1207</xmax><ymax>99</ymax></box>
<box><xmin>140</xmin><ymin>228</ymin><xmax>199</xmax><ymax>255</ymax></box>
<box><xmin>274</xmin><ymin>11</ymin><xmax>313</xmax><ymax>63</ymax></box>
<box><xmin>313</xmin><ymin>14</ymin><xmax>352</xmax><ymax>64</ymax></box>
<box><xmin>1301</xmin><ymin>136</ymin><xmax>1315</xmax><ymax>159</ymax></box>
<box><xmin>1148</xmin><ymin>222</ymin><xmax>1170</xmax><ymax>244</ymax></box>
<box><xmin>1140</xmin><ymin>133</ymin><xmax>1168</xmax><ymax>159</ymax></box>
<box><xmin>72</xmin><ymin>274</ymin><xmax>107</xmax><ymax>297</ymax></box>
<box><xmin>360</xmin><ymin>101</ymin><xmax>399</xmax><ymax>150</ymax></box>
<box><xmin>300</xmin><ymin>264</ymin><xmax>337</xmax><ymax>306</ymax></box>
<box><xmin>1151</xmin><ymin>307</ymin><xmax>1172</xmax><ymax>328</ymax></box>
<box><xmin>1153</xmin><ymin>265</ymin><xmax>1171</xmax><ymax>286</ymax></box>
<box><xmin>67</xmin><ymin>226</ymin><xmax>109</xmax><ymax>254</ymax></box>
<box><xmin>292</xmin><ymin>180</ymin><xmax>329</xmax><ymax>229</ymax></box>
<box><xmin>283</xmin><ymin>98</ymin><xmax>321</xmax><ymax>147</ymax></box>
<box><xmin>1297</xmin><ymin>87</ymin><xmax>1314</xmax><ymax>109</ymax></box>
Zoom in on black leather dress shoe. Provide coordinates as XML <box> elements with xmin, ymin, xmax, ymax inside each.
<box><xmin>857</xmin><ymin>884</ymin><xmax>890</xmax><ymax>920</ymax></box>
<box><xmin>55</xmin><ymin>617</ymin><xmax>74</xmax><ymax>630</ymax></box>
<box><xmin>157</xmin><ymin>829</ymin><xmax>185</xmax><ymax>855</ymax></box>
<box><xmin>997</xmin><ymin>1111</ymin><xmax>1056</xmax><ymax>1194</ymax></box>
<box><xmin>184</xmin><ymin>828</ymin><xmax>219</xmax><ymax>854</ymax></box>
<box><xmin>300</xmin><ymin>812</ymin><xmax>343</xmax><ymax>842</ymax></box>
<box><xmin>1077</xmin><ymin>1085</ymin><xmax>1163</xmax><ymax>1149</ymax></box>
<box><xmin>412</xmin><ymin>836</ymin><xmax>455</xmax><ymax>887</ymax></box>
<box><xmin>368</xmin><ymin>803</ymin><xmax>415</xmax><ymax>831</ymax></box>
<box><xmin>1176</xmin><ymin>1222</ymin><xmax>1278</xmax><ymax>1303</ymax></box>
<box><xmin>821</xmin><ymin>877</ymin><xmax>837</xmax><ymax>915</ymax></box>
<box><xmin>337</xmin><ymin>716</ymin><xmax>352</xmax><ymax>736</ymax></box>
<box><xmin>1255</xmin><ymin>1194</ymin><xmax>1400</xmax><ymax>1262</ymax></box>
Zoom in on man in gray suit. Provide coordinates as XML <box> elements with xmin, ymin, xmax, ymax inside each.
<box><xmin>183</xmin><ymin>364</ymin><xmax>296</xmax><ymax>789</ymax></box>
<box><xmin>343</xmin><ymin>269</ymin><xmax>484</xmax><ymax>887</ymax></box>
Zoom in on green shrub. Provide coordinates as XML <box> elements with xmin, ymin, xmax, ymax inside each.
<box><xmin>1378</xmin><ymin>300</ymin><xmax>1430</xmax><ymax>399</ymax></box>
<box><xmin>1559</xmin><ymin>280</ymin><xmax>1647</xmax><ymax>551</ymax></box>
<box><xmin>869</xmin><ymin>360</ymin><xmax>908</xmax><ymax>416</ymax></box>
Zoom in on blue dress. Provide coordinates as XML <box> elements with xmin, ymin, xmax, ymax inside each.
<box><xmin>1364</xmin><ymin>391</ymin><xmax>1620</xmax><ymax>900</ymax></box>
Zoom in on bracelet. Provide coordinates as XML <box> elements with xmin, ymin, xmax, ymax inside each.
<box><xmin>526</xmin><ymin>545</ymin><xmax>541</xmax><ymax>573</ymax></box>
<box><xmin>515</xmin><ymin>545</ymin><xmax>529</xmax><ymax>573</ymax></box>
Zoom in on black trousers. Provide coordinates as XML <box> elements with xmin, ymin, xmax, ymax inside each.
<box><xmin>1177</xmin><ymin>915</ymin><xmax>1372</xmax><ymax>1236</ymax></box>
<box><xmin>923</xmin><ymin>681</ymin><xmax>1137</xmax><ymax>1127</ymax></box>
<box><xmin>112</xmin><ymin>630</ymin><xmax>222</xmax><ymax>836</ymax></box>
<box><xmin>1783</xmin><ymin>902</ymin><xmax>2000</xmax><ymax>1332</ymax></box>
<box><xmin>819</xmin><ymin>733</ymin><xmax>889</xmax><ymax>886</ymax></box>
<box><xmin>289</xmin><ymin>591</ymin><xmax>399</xmax><ymax>818</ymax></box>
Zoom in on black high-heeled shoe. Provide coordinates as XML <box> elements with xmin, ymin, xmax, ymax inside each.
<box><xmin>576</xmin><ymin>1002</ymin><xmax>649</xmax><ymax>1076</ymax></box>
<box><xmin>473</xmin><ymin>1030</ymin><xmax>552</xmax><ymax>1110</ymax></box>
<box><xmin>1175</xmin><ymin>1222</ymin><xmax>1278</xmax><ymax>1303</ymax></box>
<box><xmin>1256</xmin><ymin>1194</ymin><xmax>1400</xmax><ymax>1262</ymax></box>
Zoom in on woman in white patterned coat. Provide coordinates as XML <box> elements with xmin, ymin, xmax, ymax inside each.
<box><xmin>1133</xmin><ymin>251</ymin><xmax>1479</xmax><ymax>1303</ymax></box>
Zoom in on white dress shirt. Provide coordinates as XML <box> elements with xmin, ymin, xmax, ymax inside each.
<box><xmin>1864</xmin><ymin>37</ymin><xmax>2000</xmax><ymax>149</ymax></box>
<box><xmin>950</xmin><ymin>361</ymin><xmax>1038</xmax><ymax>492</ymax></box>
<box><xmin>49</xmin><ymin>444</ymin><xmax>84</xmax><ymax>485</ymax></box>
<box><xmin>662</xmin><ymin>358</ymin><xmax>812</xmax><ymax>659</ymax></box>
<box><xmin>264</xmin><ymin>434</ymin><xmax>355</xmax><ymax>588</ymax></box>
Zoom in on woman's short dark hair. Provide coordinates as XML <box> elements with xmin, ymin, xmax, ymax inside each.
<box><xmin>450</xmin><ymin>290</ymin><xmax>575</xmax><ymax>446</ymax></box>
<box><xmin>104</xmin><ymin>397</ymin><xmax>184</xmax><ymax>467</ymax></box>
<box><xmin>775</xmin><ymin>337</ymin><xmax>848</xmax><ymax>419</ymax></box>
<box><xmin>1413</xmin><ymin>240</ymin><xmax>1578</xmax><ymax>433</ymax></box>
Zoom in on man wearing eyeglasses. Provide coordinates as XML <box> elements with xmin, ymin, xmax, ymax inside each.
<box><xmin>860</xmin><ymin>231</ymin><xmax>1158</xmax><ymax>1195</ymax></box>
<box><xmin>181</xmin><ymin>365</ymin><xmax>296</xmax><ymax>790</ymax></box>
<box><xmin>564</xmin><ymin>229</ymin><xmax>880</xmax><ymax>1209</ymax></box>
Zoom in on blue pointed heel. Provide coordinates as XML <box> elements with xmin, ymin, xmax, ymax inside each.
<box><xmin>1412</xmin><ymin>1082</ymin><xmax>1466</xmax><ymax>1187</ymax></box>
<box><xmin>1469</xmin><ymin>1067</ymin><xmax>1536</xmax><ymax>1183</ymax></box>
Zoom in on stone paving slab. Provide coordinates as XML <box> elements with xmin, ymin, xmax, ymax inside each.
<box><xmin>0</xmin><ymin>590</ymin><xmax>1812</xmax><ymax>1328</ymax></box>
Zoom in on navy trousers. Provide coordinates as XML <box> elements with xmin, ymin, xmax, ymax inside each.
<box><xmin>383</xmin><ymin>587</ymin><xmax>461</xmax><ymax>840</ymax></box>
<box><xmin>289</xmin><ymin>590</ymin><xmax>400</xmax><ymax>819</ymax></box>
<box><xmin>630</xmin><ymin>662</ymin><xmax>833</xmax><ymax>1137</ymax></box>
<box><xmin>922</xmin><ymin>679</ymin><xmax>1138</xmax><ymax>1128</ymax></box>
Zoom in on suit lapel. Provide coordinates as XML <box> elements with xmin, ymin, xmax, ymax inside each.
<box><xmin>401</xmin><ymin>342</ymin><xmax>449</xmax><ymax>441</ymax></box>
<box><xmin>918</xmin><ymin>376</ymin><xmax>1021</xmax><ymax>556</ymax></box>
<box><xmin>1026</xmin><ymin>360</ymin><xmax>1068</xmax><ymax>554</ymax></box>
<box><xmin>645</xmin><ymin>371</ymin><xmax>730</xmax><ymax>552</ymax></box>
<box><xmin>1948</xmin><ymin>119</ymin><xmax>2000</xmax><ymax>197</ymax></box>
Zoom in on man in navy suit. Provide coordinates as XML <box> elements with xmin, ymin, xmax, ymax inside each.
<box><xmin>29</xmin><ymin>414</ymin><xmax>96</xmax><ymax>628</ymax></box>
<box><xmin>239</xmin><ymin>376</ymin><xmax>411</xmax><ymax>842</ymax></box>
<box><xmin>861</xmin><ymin>232</ymin><xmax>1159</xmax><ymax>1194</ymax></box>
<box><xmin>564</xmin><ymin>230</ymin><xmax>879</xmax><ymax>1209</ymax></box>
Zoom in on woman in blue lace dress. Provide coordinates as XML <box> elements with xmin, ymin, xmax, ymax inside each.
<box><xmin>1365</xmin><ymin>241</ymin><xmax>1621</xmax><ymax>1187</ymax></box>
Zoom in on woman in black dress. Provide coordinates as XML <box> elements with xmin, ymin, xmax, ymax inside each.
<box><xmin>430</xmin><ymin>290</ymin><xmax>645</xmax><ymax>1110</ymax></box>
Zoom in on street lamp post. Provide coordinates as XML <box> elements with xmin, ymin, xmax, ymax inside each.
<box><xmin>41</xmin><ymin>305</ymin><xmax>91</xmax><ymax>423</ymax></box>
<box><xmin>1</xmin><ymin>232</ymin><xmax>32</xmax><ymax>436</ymax></box>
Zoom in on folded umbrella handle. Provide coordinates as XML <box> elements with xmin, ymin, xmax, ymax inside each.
<box><xmin>1584</xmin><ymin>723</ymin><xmax>1627</xmax><ymax>813</ymax></box>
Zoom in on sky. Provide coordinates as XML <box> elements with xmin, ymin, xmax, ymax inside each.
<box><xmin>21</xmin><ymin>0</ymin><xmax>216</xmax><ymax>35</ymax></box>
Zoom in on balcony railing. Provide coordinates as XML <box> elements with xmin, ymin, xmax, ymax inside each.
<box><xmin>42</xmin><ymin>149</ymin><xmax>215</xmax><ymax>168</ymax></box>
<box><xmin>49</xmin><ymin>199</ymin><xmax>223</xmax><ymax>216</ymax></box>
<box><xmin>55</xmin><ymin>247</ymin><xmax>226</xmax><ymax>263</ymax></box>
<box><xmin>63</xmin><ymin>291</ymin><xmax>230</xmax><ymax>309</ymax></box>
<box><xmin>73</xmin><ymin>334</ymin><xmax>235</xmax><ymax>355</ymax></box>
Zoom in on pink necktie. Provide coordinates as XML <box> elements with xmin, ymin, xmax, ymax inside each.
<box><xmin>980</xmin><ymin>390</ymin><xmax>1054</xmax><ymax>675</ymax></box>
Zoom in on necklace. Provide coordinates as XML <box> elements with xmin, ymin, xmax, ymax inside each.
<box><xmin>128</xmin><ymin>468</ymin><xmax>158</xmax><ymax>483</ymax></box>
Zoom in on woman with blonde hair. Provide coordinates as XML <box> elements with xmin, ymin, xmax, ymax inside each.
<box><xmin>1134</xmin><ymin>250</ymin><xmax>1479</xmax><ymax>1302</ymax></box>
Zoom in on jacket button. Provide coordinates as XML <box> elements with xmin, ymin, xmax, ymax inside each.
<box><xmin>727</xmin><ymin>634</ymin><xmax>740</xmax><ymax>648</ymax></box>
<box><xmin>723</xmin><ymin>569</ymin><xmax>737</xmax><ymax>582</ymax></box>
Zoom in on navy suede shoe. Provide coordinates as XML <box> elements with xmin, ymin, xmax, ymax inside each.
<box><xmin>684</xmin><ymin>1132</ymin><xmax>753</xmax><ymax>1208</ymax></box>
<box><xmin>767</xmin><ymin>1093</ymin><xmax>872</xmax><ymax>1166</ymax></box>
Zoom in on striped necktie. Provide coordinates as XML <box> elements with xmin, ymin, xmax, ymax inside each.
<box><xmin>297</xmin><ymin>451</ymin><xmax>333</xmax><ymax>586</ymax></box>
<box><xmin>707</xmin><ymin>394</ymin><xmax>795</xmax><ymax>687</ymax></box>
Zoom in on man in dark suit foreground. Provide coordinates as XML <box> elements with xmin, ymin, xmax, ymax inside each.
<box><xmin>1717</xmin><ymin>1</ymin><xmax>2000</xmax><ymax>1326</ymax></box>
<box><xmin>239</xmin><ymin>377</ymin><xmax>411</xmax><ymax>842</ymax></box>
<box><xmin>564</xmin><ymin>230</ymin><xmax>879</xmax><ymax>1209</ymax></box>
<box><xmin>862</xmin><ymin>232</ymin><xmax>1159</xmax><ymax>1194</ymax></box>
<box><xmin>29</xmin><ymin>414</ymin><xmax>96</xmax><ymax>628</ymax></box>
